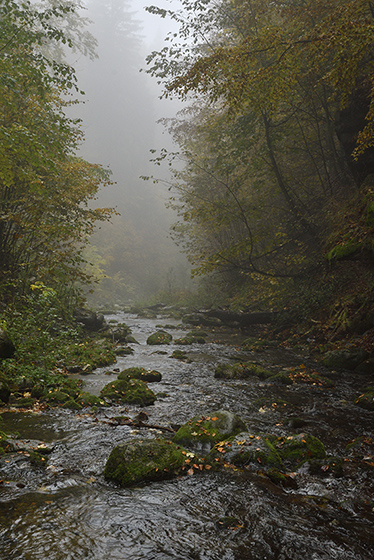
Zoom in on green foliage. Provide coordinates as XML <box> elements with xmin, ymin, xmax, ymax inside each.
<box><xmin>144</xmin><ymin>0</ymin><xmax>374</xmax><ymax>309</ymax></box>
<box><xmin>0</xmin><ymin>0</ymin><xmax>113</xmax><ymax>304</ymax></box>
<box><xmin>0</xmin><ymin>289</ymin><xmax>115</xmax><ymax>409</ymax></box>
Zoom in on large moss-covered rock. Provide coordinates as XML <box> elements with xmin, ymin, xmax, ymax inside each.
<box><xmin>100</xmin><ymin>377</ymin><xmax>156</xmax><ymax>406</ymax></box>
<box><xmin>172</xmin><ymin>410</ymin><xmax>246</xmax><ymax>452</ymax></box>
<box><xmin>273</xmin><ymin>433</ymin><xmax>326</xmax><ymax>468</ymax></box>
<box><xmin>323</xmin><ymin>348</ymin><xmax>369</xmax><ymax>370</ymax></box>
<box><xmin>73</xmin><ymin>308</ymin><xmax>105</xmax><ymax>331</ymax></box>
<box><xmin>208</xmin><ymin>432</ymin><xmax>326</xmax><ymax>471</ymax></box>
<box><xmin>174</xmin><ymin>331</ymin><xmax>207</xmax><ymax>345</ymax></box>
<box><xmin>104</xmin><ymin>438</ymin><xmax>195</xmax><ymax>486</ymax></box>
<box><xmin>119</xmin><ymin>367</ymin><xmax>162</xmax><ymax>383</ymax></box>
<box><xmin>208</xmin><ymin>432</ymin><xmax>282</xmax><ymax>468</ymax></box>
<box><xmin>76</xmin><ymin>391</ymin><xmax>107</xmax><ymax>408</ymax></box>
<box><xmin>146</xmin><ymin>330</ymin><xmax>172</xmax><ymax>345</ymax></box>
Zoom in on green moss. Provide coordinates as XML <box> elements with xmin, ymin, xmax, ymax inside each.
<box><xmin>172</xmin><ymin>411</ymin><xmax>246</xmax><ymax>449</ymax></box>
<box><xmin>119</xmin><ymin>367</ymin><xmax>162</xmax><ymax>383</ymax></box>
<box><xmin>115</xmin><ymin>346</ymin><xmax>134</xmax><ymax>356</ymax></box>
<box><xmin>270</xmin><ymin>373</ymin><xmax>293</xmax><ymax>385</ymax></box>
<box><xmin>214</xmin><ymin>362</ymin><xmax>274</xmax><ymax>380</ymax></box>
<box><xmin>104</xmin><ymin>438</ymin><xmax>196</xmax><ymax>486</ymax></box>
<box><xmin>265</xmin><ymin>468</ymin><xmax>288</xmax><ymax>484</ymax></box>
<box><xmin>273</xmin><ymin>434</ymin><xmax>326</xmax><ymax>467</ymax></box>
<box><xmin>76</xmin><ymin>391</ymin><xmax>106</xmax><ymax>407</ymax></box>
<box><xmin>170</xmin><ymin>350</ymin><xmax>192</xmax><ymax>362</ymax></box>
<box><xmin>62</xmin><ymin>398</ymin><xmax>82</xmax><ymax>410</ymax></box>
<box><xmin>174</xmin><ymin>332</ymin><xmax>207</xmax><ymax>345</ymax></box>
<box><xmin>100</xmin><ymin>377</ymin><xmax>156</xmax><ymax>406</ymax></box>
<box><xmin>146</xmin><ymin>330</ymin><xmax>172</xmax><ymax>345</ymax></box>
<box><xmin>29</xmin><ymin>450</ymin><xmax>48</xmax><ymax>467</ymax></box>
<box><xmin>45</xmin><ymin>390</ymin><xmax>71</xmax><ymax>404</ymax></box>
<box><xmin>208</xmin><ymin>434</ymin><xmax>282</xmax><ymax>468</ymax></box>
<box><xmin>326</xmin><ymin>237</ymin><xmax>362</xmax><ymax>261</ymax></box>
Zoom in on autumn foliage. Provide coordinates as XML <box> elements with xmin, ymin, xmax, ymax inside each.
<box><xmin>145</xmin><ymin>0</ymin><xmax>374</xmax><ymax>311</ymax></box>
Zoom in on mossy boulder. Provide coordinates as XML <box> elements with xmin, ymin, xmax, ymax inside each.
<box><xmin>76</xmin><ymin>391</ymin><xmax>107</xmax><ymax>407</ymax></box>
<box><xmin>45</xmin><ymin>390</ymin><xmax>72</xmax><ymax>404</ymax></box>
<box><xmin>104</xmin><ymin>438</ymin><xmax>196</xmax><ymax>486</ymax></box>
<box><xmin>110</xmin><ymin>323</ymin><xmax>132</xmax><ymax>343</ymax></box>
<box><xmin>100</xmin><ymin>377</ymin><xmax>156</xmax><ymax>406</ymax></box>
<box><xmin>115</xmin><ymin>346</ymin><xmax>134</xmax><ymax>356</ymax></box>
<box><xmin>174</xmin><ymin>331</ymin><xmax>207</xmax><ymax>345</ymax></box>
<box><xmin>272</xmin><ymin>433</ymin><xmax>326</xmax><ymax>468</ymax></box>
<box><xmin>208</xmin><ymin>432</ymin><xmax>326</xmax><ymax>472</ymax></box>
<box><xmin>355</xmin><ymin>387</ymin><xmax>374</xmax><ymax>410</ymax></box>
<box><xmin>146</xmin><ymin>330</ymin><xmax>173</xmax><ymax>345</ymax></box>
<box><xmin>172</xmin><ymin>410</ymin><xmax>246</xmax><ymax>452</ymax></box>
<box><xmin>119</xmin><ymin>367</ymin><xmax>162</xmax><ymax>383</ymax></box>
<box><xmin>323</xmin><ymin>348</ymin><xmax>369</xmax><ymax>370</ymax></box>
<box><xmin>170</xmin><ymin>350</ymin><xmax>192</xmax><ymax>363</ymax></box>
<box><xmin>208</xmin><ymin>432</ymin><xmax>282</xmax><ymax>468</ymax></box>
<box><xmin>214</xmin><ymin>362</ymin><xmax>274</xmax><ymax>380</ymax></box>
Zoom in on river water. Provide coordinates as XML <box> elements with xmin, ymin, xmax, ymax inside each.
<box><xmin>0</xmin><ymin>313</ymin><xmax>373</xmax><ymax>559</ymax></box>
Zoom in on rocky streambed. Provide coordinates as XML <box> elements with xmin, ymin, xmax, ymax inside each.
<box><xmin>0</xmin><ymin>312</ymin><xmax>373</xmax><ymax>560</ymax></box>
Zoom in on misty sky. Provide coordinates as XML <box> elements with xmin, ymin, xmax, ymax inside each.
<box><xmin>70</xmin><ymin>0</ymin><xmax>191</xmax><ymax>301</ymax></box>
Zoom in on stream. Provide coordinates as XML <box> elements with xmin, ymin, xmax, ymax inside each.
<box><xmin>0</xmin><ymin>312</ymin><xmax>373</xmax><ymax>560</ymax></box>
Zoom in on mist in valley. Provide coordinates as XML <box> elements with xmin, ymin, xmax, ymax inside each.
<box><xmin>71</xmin><ymin>0</ymin><xmax>192</xmax><ymax>307</ymax></box>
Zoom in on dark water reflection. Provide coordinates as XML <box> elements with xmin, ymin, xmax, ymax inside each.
<box><xmin>0</xmin><ymin>313</ymin><xmax>373</xmax><ymax>559</ymax></box>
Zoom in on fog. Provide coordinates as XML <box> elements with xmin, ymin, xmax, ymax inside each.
<box><xmin>69</xmin><ymin>0</ymin><xmax>191</xmax><ymax>305</ymax></box>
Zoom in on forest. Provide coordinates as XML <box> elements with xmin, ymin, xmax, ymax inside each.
<box><xmin>143</xmin><ymin>0</ymin><xmax>374</xmax><ymax>342</ymax></box>
<box><xmin>0</xmin><ymin>0</ymin><xmax>374</xmax><ymax>384</ymax></box>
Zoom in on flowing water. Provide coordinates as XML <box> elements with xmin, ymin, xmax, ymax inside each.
<box><xmin>0</xmin><ymin>313</ymin><xmax>373</xmax><ymax>560</ymax></box>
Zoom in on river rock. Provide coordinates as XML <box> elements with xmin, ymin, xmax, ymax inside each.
<box><xmin>207</xmin><ymin>432</ymin><xmax>325</xmax><ymax>471</ymax></box>
<box><xmin>73</xmin><ymin>308</ymin><xmax>105</xmax><ymax>331</ymax></box>
<box><xmin>104</xmin><ymin>438</ymin><xmax>195</xmax><ymax>486</ymax></box>
<box><xmin>118</xmin><ymin>367</ymin><xmax>162</xmax><ymax>383</ymax></box>
<box><xmin>323</xmin><ymin>348</ymin><xmax>369</xmax><ymax>370</ymax></box>
<box><xmin>100</xmin><ymin>377</ymin><xmax>156</xmax><ymax>406</ymax></box>
<box><xmin>0</xmin><ymin>329</ymin><xmax>15</xmax><ymax>359</ymax></box>
<box><xmin>215</xmin><ymin>361</ymin><xmax>274</xmax><ymax>380</ymax></box>
<box><xmin>172</xmin><ymin>410</ymin><xmax>247</xmax><ymax>453</ymax></box>
<box><xmin>146</xmin><ymin>330</ymin><xmax>172</xmax><ymax>345</ymax></box>
<box><xmin>174</xmin><ymin>331</ymin><xmax>207</xmax><ymax>345</ymax></box>
<box><xmin>208</xmin><ymin>432</ymin><xmax>282</xmax><ymax>468</ymax></box>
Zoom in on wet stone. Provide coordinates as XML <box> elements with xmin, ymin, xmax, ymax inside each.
<box><xmin>104</xmin><ymin>438</ymin><xmax>196</xmax><ymax>486</ymax></box>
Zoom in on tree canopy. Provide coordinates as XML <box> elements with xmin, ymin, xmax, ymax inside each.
<box><xmin>145</xmin><ymin>0</ymin><xmax>374</xmax><ymax>307</ymax></box>
<box><xmin>0</xmin><ymin>0</ymin><xmax>113</xmax><ymax>305</ymax></box>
